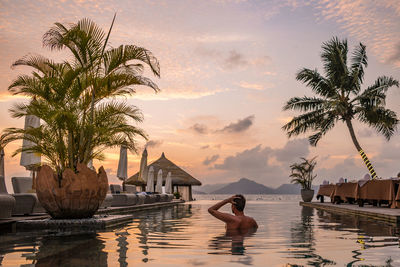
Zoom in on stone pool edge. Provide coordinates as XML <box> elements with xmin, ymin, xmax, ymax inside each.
<box><xmin>300</xmin><ymin>201</ymin><xmax>400</xmax><ymax>224</ymax></box>
<box><xmin>0</xmin><ymin>200</ymin><xmax>185</xmax><ymax>232</ymax></box>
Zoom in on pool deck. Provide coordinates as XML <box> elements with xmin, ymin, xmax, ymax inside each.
<box><xmin>0</xmin><ymin>200</ymin><xmax>184</xmax><ymax>232</ymax></box>
<box><xmin>301</xmin><ymin>202</ymin><xmax>400</xmax><ymax>224</ymax></box>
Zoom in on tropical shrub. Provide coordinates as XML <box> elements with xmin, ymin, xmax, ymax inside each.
<box><xmin>1</xmin><ymin>17</ymin><xmax>160</xmax><ymax>186</ymax></box>
<box><xmin>289</xmin><ymin>157</ymin><xmax>317</xmax><ymax>190</ymax></box>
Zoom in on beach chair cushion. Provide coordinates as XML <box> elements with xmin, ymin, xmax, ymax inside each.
<box><xmin>110</xmin><ymin>184</ymin><xmax>122</xmax><ymax>194</ymax></box>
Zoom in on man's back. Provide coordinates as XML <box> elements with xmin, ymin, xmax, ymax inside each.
<box><xmin>226</xmin><ymin>215</ymin><xmax>257</xmax><ymax>231</ymax></box>
<box><xmin>208</xmin><ymin>195</ymin><xmax>258</xmax><ymax>232</ymax></box>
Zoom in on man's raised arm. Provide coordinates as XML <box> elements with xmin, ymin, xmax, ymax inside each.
<box><xmin>208</xmin><ymin>196</ymin><xmax>237</xmax><ymax>223</ymax></box>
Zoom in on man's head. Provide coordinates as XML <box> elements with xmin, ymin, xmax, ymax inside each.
<box><xmin>232</xmin><ymin>194</ymin><xmax>246</xmax><ymax>213</ymax></box>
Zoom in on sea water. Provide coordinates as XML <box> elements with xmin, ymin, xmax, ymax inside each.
<box><xmin>0</xmin><ymin>194</ymin><xmax>399</xmax><ymax>266</ymax></box>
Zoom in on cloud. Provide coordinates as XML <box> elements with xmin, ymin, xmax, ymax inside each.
<box><xmin>213</xmin><ymin>139</ymin><xmax>310</xmax><ymax>186</ymax></box>
<box><xmin>146</xmin><ymin>140</ymin><xmax>163</xmax><ymax>148</ymax></box>
<box><xmin>203</xmin><ymin>154</ymin><xmax>220</xmax><ymax>165</ymax></box>
<box><xmin>222</xmin><ymin>50</ymin><xmax>248</xmax><ymax>70</ymax></box>
<box><xmin>238</xmin><ymin>81</ymin><xmax>264</xmax><ymax>91</ymax></box>
<box><xmin>357</xmin><ymin>128</ymin><xmax>374</xmax><ymax>138</ymax></box>
<box><xmin>387</xmin><ymin>42</ymin><xmax>400</xmax><ymax>64</ymax></box>
<box><xmin>190</xmin><ymin>123</ymin><xmax>208</xmax><ymax>134</ymax></box>
<box><xmin>219</xmin><ymin>115</ymin><xmax>255</xmax><ymax>133</ymax></box>
<box><xmin>195</xmin><ymin>47</ymin><xmax>269</xmax><ymax>71</ymax></box>
<box><xmin>273</xmin><ymin>138</ymin><xmax>310</xmax><ymax>163</ymax></box>
<box><xmin>313</xmin><ymin>0</ymin><xmax>400</xmax><ymax>67</ymax></box>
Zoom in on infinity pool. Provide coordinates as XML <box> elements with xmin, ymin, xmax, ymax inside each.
<box><xmin>1</xmin><ymin>195</ymin><xmax>399</xmax><ymax>266</ymax></box>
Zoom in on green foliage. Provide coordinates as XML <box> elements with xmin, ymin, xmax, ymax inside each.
<box><xmin>289</xmin><ymin>157</ymin><xmax>317</xmax><ymax>190</ymax></box>
<box><xmin>282</xmin><ymin>37</ymin><xmax>399</xmax><ymax>177</ymax></box>
<box><xmin>173</xmin><ymin>191</ymin><xmax>181</xmax><ymax>199</ymax></box>
<box><xmin>283</xmin><ymin>37</ymin><xmax>399</xmax><ymax>146</ymax></box>
<box><xmin>1</xmin><ymin>17</ymin><xmax>160</xmax><ymax>179</ymax></box>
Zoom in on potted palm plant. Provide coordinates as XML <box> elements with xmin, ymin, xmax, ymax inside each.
<box><xmin>289</xmin><ymin>157</ymin><xmax>317</xmax><ymax>202</ymax></box>
<box><xmin>0</xmin><ymin>16</ymin><xmax>160</xmax><ymax>219</ymax></box>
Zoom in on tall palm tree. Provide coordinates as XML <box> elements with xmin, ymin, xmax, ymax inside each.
<box><xmin>1</xmin><ymin>17</ymin><xmax>160</xmax><ymax>183</ymax></box>
<box><xmin>283</xmin><ymin>37</ymin><xmax>399</xmax><ymax>179</ymax></box>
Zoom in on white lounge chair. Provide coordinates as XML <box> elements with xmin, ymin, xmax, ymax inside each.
<box><xmin>0</xmin><ymin>176</ymin><xmax>16</xmax><ymax>219</ymax></box>
<box><xmin>12</xmin><ymin>177</ymin><xmax>45</xmax><ymax>215</ymax></box>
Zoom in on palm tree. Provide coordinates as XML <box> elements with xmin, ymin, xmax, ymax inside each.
<box><xmin>289</xmin><ymin>157</ymin><xmax>317</xmax><ymax>190</ymax></box>
<box><xmin>1</xmin><ymin>17</ymin><xmax>160</xmax><ymax>184</ymax></box>
<box><xmin>283</xmin><ymin>37</ymin><xmax>399</xmax><ymax>179</ymax></box>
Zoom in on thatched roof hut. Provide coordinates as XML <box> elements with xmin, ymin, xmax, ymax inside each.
<box><xmin>126</xmin><ymin>152</ymin><xmax>201</xmax><ymax>186</ymax></box>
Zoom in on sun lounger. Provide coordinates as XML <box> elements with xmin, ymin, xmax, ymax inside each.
<box><xmin>332</xmin><ymin>182</ymin><xmax>358</xmax><ymax>204</ymax></box>
<box><xmin>166</xmin><ymin>194</ymin><xmax>174</xmax><ymax>202</ymax></box>
<box><xmin>357</xmin><ymin>179</ymin><xmax>400</xmax><ymax>208</ymax></box>
<box><xmin>0</xmin><ymin>175</ymin><xmax>16</xmax><ymax>219</ymax></box>
<box><xmin>144</xmin><ymin>194</ymin><xmax>156</xmax><ymax>204</ymax></box>
<box><xmin>99</xmin><ymin>190</ymin><xmax>113</xmax><ymax>209</ymax></box>
<box><xmin>316</xmin><ymin>184</ymin><xmax>335</xmax><ymax>203</ymax></box>
<box><xmin>136</xmin><ymin>194</ymin><xmax>145</xmax><ymax>205</ymax></box>
<box><xmin>125</xmin><ymin>184</ymin><xmax>136</xmax><ymax>193</ymax></box>
<box><xmin>12</xmin><ymin>177</ymin><xmax>45</xmax><ymax>215</ymax></box>
<box><xmin>110</xmin><ymin>184</ymin><xmax>137</xmax><ymax>206</ymax></box>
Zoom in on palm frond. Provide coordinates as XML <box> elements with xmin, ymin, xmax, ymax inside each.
<box><xmin>296</xmin><ymin>68</ymin><xmax>337</xmax><ymax>97</ymax></box>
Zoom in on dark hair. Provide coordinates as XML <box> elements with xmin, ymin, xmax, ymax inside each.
<box><xmin>233</xmin><ymin>194</ymin><xmax>246</xmax><ymax>211</ymax></box>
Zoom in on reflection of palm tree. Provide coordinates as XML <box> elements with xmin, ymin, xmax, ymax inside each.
<box><xmin>288</xmin><ymin>206</ymin><xmax>335</xmax><ymax>266</ymax></box>
<box><xmin>315</xmin><ymin>208</ymin><xmax>399</xmax><ymax>266</ymax></box>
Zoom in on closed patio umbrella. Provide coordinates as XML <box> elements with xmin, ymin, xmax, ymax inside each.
<box><xmin>20</xmin><ymin>115</ymin><xmax>41</xmax><ymax>189</ymax></box>
<box><xmin>155</xmin><ymin>169</ymin><xmax>163</xmax><ymax>193</ymax></box>
<box><xmin>146</xmin><ymin>166</ymin><xmax>154</xmax><ymax>192</ymax></box>
<box><xmin>0</xmin><ymin>149</ymin><xmax>4</xmax><ymax>178</ymax></box>
<box><xmin>165</xmin><ymin>172</ymin><xmax>172</xmax><ymax>194</ymax></box>
<box><xmin>139</xmin><ymin>148</ymin><xmax>148</xmax><ymax>183</ymax></box>
<box><xmin>117</xmin><ymin>145</ymin><xmax>128</xmax><ymax>191</ymax></box>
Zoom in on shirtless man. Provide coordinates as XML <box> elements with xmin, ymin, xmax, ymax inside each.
<box><xmin>208</xmin><ymin>195</ymin><xmax>258</xmax><ymax>232</ymax></box>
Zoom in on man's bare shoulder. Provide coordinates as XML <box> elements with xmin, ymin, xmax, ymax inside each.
<box><xmin>244</xmin><ymin>215</ymin><xmax>258</xmax><ymax>228</ymax></box>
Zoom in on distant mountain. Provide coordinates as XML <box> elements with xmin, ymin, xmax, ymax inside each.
<box><xmin>211</xmin><ymin>178</ymin><xmax>275</xmax><ymax>194</ymax></box>
<box><xmin>196</xmin><ymin>178</ymin><xmax>320</xmax><ymax>195</ymax></box>
<box><xmin>192</xmin><ymin>189</ymin><xmax>207</xmax><ymax>194</ymax></box>
<box><xmin>198</xmin><ymin>183</ymin><xmax>229</xmax><ymax>194</ymax></box>
<box><xmin>274</xmin><ymin>183</ymin><xmax>302</xmax><ymax>194</ymax></box>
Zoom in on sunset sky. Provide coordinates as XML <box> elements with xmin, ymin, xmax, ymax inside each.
<box><xmin>1</xmin><ymin>0</ymin><xmax>400</xmax><ymax>191</ymax></box>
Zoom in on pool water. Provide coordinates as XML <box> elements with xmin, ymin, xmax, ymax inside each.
<box><xmin>0</xmin><ymin>195</ymin><xmax>399</xmax><ymax>266</ymax></box>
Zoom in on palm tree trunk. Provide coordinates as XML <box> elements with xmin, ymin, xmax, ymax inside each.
<box><xmin>345</xmin><ymin>119</ymin><xmax>378</xmax><ymax>179</ymax></box>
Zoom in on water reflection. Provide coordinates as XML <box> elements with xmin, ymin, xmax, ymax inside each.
<box><xmin>208</xmin><ymin>230</ymin><xmax>257</xmax><ymax>256</ymax></box>
<box><xmin>24</xmin><ymin>233</ymin><xmax>107</xmax><ymax>267</ymax></box>
<box><xmin>1</xmin><ymin>200</ymin><xmax>399</xmax><ymax>266</ymax></box>
<box><xmin>315</xmin><ymin>209</ymin><xmax>400</xmax><ymax>266</ymax></box>
<box><xmin>132</xmin><ymin>204</ymin><xmax>194</xmax><ymax>263</ymax></box>
<box><xmin>287</xmin><ymin>206</ymin><xmax>335</xmax><ymax>266</ymax></box>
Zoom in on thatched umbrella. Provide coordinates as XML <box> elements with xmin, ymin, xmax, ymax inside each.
<box><xmin>127</xmin><ymin>152</ymin><xmax>202</xmax><ymax>187</ymax></box>
<box><xmin>146</xmin><ymin>166</ymin><xmax>154</xmax><ymax>192</ymax></box>
<box><xmin>117</xmin><ymin>145</ymin><xmax>128</xmax><ymax>191</ymax></box>
<box><xmin>20</xmin><ymin>115</ymin><xmax>41</xmax><ymax>189</ymax></box>
<box><xmin>165</xmin><ymin>172</ymin><xmax>172</xmax><ymax>194</ymax></box>
<box><xmin>155</xmin><ymin>169</ymin><xmax>163</xmax><ymax>193</ymax></box>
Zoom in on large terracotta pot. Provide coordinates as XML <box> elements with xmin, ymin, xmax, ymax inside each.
<box><xmin>36</xmin><ymin>163</ymin><xmax>108</xmax><ymax>219</ymax></box>
<box><xmin>301</xmin><ymin>189</ymin><xmax>314</xmax><ymax>202</ymax></box>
